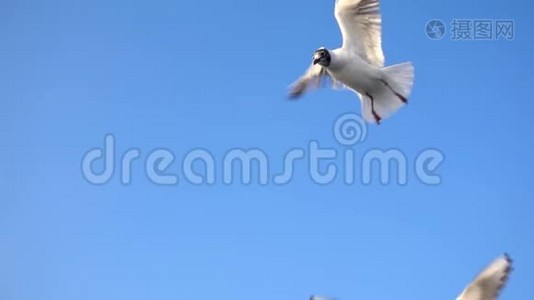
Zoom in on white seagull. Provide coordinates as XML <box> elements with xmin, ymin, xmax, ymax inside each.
<box><xmin>456</xmin><ymin>254</ymin><xmax>513</xmax><ymax>300</ymax></box>
<box><xmin>289</xmin><ymin>0</ymin><xmax>414</xmax><ymax>124</ymax></box>
<box><xmin>310</xmin><ymin>296</ymin><xmax>334</xmax><ymax>300</ymax></box>
<box><xmin>309</xmin><ymin>254</ymin><xmax>513</xmax><ymax>300</ymax></box>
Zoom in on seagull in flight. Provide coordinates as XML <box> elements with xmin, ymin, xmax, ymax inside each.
<box><xmin>289</xmin><ymin>0</ymin><xmax>414</xmax><ymax>124</ymax></box>
<box><xmin>456</xmin><ymin>254</ymin><xmax>513</xmax><ymax>300</ymax></box>
<box><xmin>310</xmin><ymin>296</ymin><xmax>334</xmax><ymax>300</ymax></box>
<box><xmin>309</xmin><ymin>254</ymin><xmax>513</xmax><ymax>300</ymax></box>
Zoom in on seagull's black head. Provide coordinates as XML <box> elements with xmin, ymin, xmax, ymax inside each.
<box><xmin>313</xmin><ymin>47</ymin><xmax>331</xmax><ymax>67</ymax></box>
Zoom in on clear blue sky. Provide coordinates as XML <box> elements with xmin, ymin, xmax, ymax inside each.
<box><xmin>1</xmin><ymin>0</ymin><xmax>532</xmax><ymax>299</ymax></box>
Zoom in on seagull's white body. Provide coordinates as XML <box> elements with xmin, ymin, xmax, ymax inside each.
<box><xmin>289</xmin><ymin>0</ymin><xmax>414</xmax><ymax>124</ymax></box>
<box><xmin>327</xmin><ymin>48</ymin><xmax>381</xmax><ymax>94</ymax></box>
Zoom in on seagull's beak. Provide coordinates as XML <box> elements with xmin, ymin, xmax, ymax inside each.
<box><xmin>313</xmin><ymin>53</ymin><xmax>321</xmax><ymax>65</ymax></box>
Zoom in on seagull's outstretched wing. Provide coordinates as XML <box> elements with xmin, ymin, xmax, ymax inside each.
<box><xmin>288</xmin><ymin>64</ymin><xmax>343</xmax><ymax>99</ymax></box>
<box><xmin>456</xmin><ymin>254</ymin><xmax>513</xmax><ymax>300</ymax></box>
<box><xmin>310</xmin><ymin>295</ymin><xmax>335</xmax><ymax>300</ymax></box>
<box><xmin>334</xmin><ymin>0</ymin><xmax>384</xmax><ymax>67</ymax></box>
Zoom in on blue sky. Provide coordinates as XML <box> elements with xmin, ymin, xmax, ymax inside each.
<box><xmin>1</xmin><ymin>0</ymin><xmax>533</xmax><ymax>299</ymax></box>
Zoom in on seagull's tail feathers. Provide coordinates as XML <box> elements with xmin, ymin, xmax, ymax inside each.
<box><xmin>360</xmin><ymin>62</ymin><xmax>414</xmax><ymax>124</ymax></box>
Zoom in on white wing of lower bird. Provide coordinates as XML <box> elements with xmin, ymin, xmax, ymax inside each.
<box><xmin>456</xmin><ymin>254</ymin><xmax>513</xmax><ymax>300</ymax></box>
<box><xmin>310</xmin><ymin>296</ymin><xmax>335</xmax><ymax>300</ymax></box>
